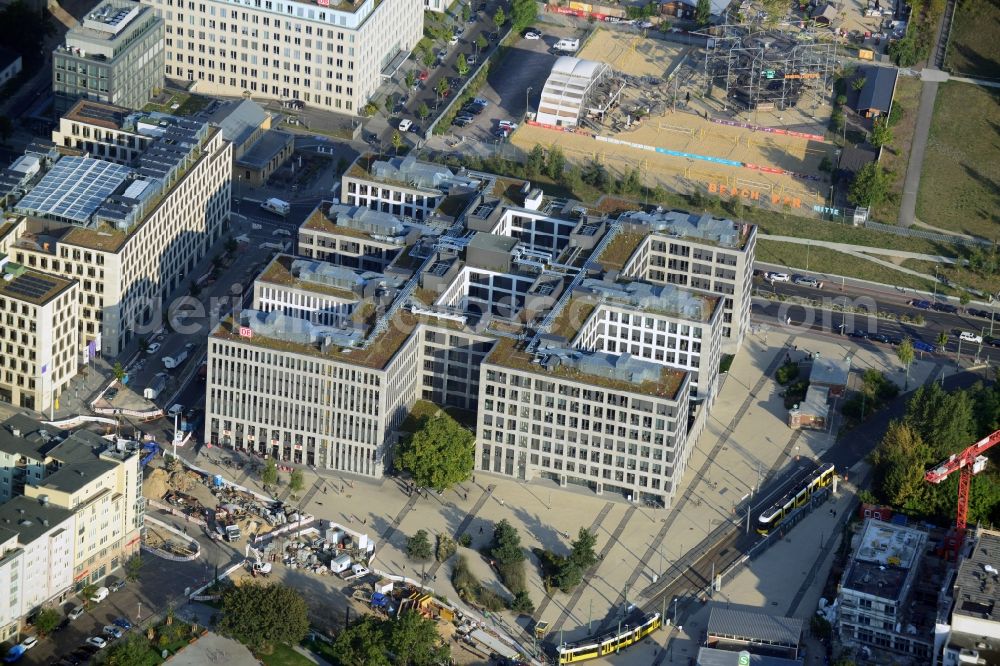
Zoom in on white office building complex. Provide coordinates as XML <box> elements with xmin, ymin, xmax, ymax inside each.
<box><xmin>140</xmin><ymin>0</ymin><xmax>423</xmax><ymax>114</ymax></box>
<box><xmin>206</xmin><ymin>156</ymin><xmax>754</xmax><ymax>506</ymax></box>
<box><xmin>0</xmin><ymin>102</ymin><xmax>231</xmax><ymax>358</ymax></box>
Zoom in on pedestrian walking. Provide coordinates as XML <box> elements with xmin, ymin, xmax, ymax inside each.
<box><xmin>479</xmin><ymin>526</ymin><xmax>484</xmax><ymax>534</ymax></box>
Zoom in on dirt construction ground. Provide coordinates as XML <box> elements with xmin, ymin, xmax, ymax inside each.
<box><xmin>514</xmin><ymin>29</ymin><xmax>835</xmax><ymax>208</ymax></box>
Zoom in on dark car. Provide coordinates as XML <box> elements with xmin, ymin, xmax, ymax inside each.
<box><xmin>109</xmin><ymin>579</ymin><xmax>126</xmax><ymax>592</ymax></box>
<box><xmin>104</xmin><ymin>387</ymin><xmax>118</xmax><ymax>401</ymax></box>
<box><xmin>912</xmin><ymin>339</ymin><xmax>937</xmax><ymax>353</ymax></box>
<box><xmin>461</xmin><ymin>104</ymin><xmax>485</xmax><ymax>116</ymax></box>
<box><xmin>869</xmin><ymin>332</ymin><xmax>891</xmax><ymax>344</ymax></box>
<box><xmin>452</xmin><ymin>117</ymin><xmax>472</xmax><ymax>127</ymax></box>
<box><xmin>989</xmin><ymin>338</ymin><xmax>1000</xmax><ymax>348</ymax></box>
<box><xmin>848</xmin><ymin>329</ymin><xmax>868</xmax><ymax>339</ymax></box>
<box><xmin>909</xmin><ymin>299</ymin><xmax>932</xmax><ymax>309</ymax></box>
<box><xmin>932</xmin><ymin>302</ymin><xmax>959</xmax><ymax>313</ymax></box>
<box><xmin>887</xmin><ymin>335</ymin><xmax>904</xmax><ymax>346</ymax></box>
<box><xmin>968</xmin><ymin>308</ymin><xmax>993</xmax><ymax>319</ymax></box>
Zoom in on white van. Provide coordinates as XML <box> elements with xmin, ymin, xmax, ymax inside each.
<box><xmin>959</xmin><ymin>331</ymin><xmax>983</xmax><ymax>344</ymax></box>
<box><xmin>272</xmin><ymin>228</ymin><xmax>292</xmax><ymax>237</ymax></box>
<box><xmin>261</xmin><ymin>198</ymin><xmax>291</xmax><ymax>217</ymax></box>
<box><xmin>554</xmin><ymin>38</ymin><xmax>579</xmax><ymax>52</ymax></box>
<box><xmin>90</xmin><ymin>587</ymin><xmax>109</xmax><ymax>603</ymax></box>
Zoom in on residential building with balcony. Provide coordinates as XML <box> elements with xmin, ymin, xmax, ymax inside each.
<box><xmin>937</xmin><ymin>528</ymin><xmax>1000</xmax><ymax>666</ymax></box>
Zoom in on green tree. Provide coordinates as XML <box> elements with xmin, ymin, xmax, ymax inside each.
<box><xmin>417</xmin><ymin>102</ymin><xmax>431</xmax><ymax>121</ymax></box>
<box><xmin>391</xmin><ymin>130</ymin><xmax>404</xmax><ymax>155</ymax></box>
<box><xmin>511</xmin><ymin>590</ymin><xmax>535</xmax><ymax>614</ymax></box>
<box><xmin>526</xmin><ymin>144</ymin><xmax>546</xmax><ymax>177</ymax></box>
<box><xmin>545</xmin><ymin>146</ymin><xmax>566</xmax><ymax>179</ymax></box>
<box><xmin>80</xmin><ymin>583</ymin><xmax>97</xmax><ymax>608</ymax></box>
<box><xmin>33</xmin><ymin>608</ymin><xmax>60</xmax><ymax>637</ymax></box>
<box><xmin>106</xmin><ymin>633</ymin><xmax>153</xmax><ymax>666</ymax></box>
<box><xmin>896</xmin><ymin>336</ymin><xmax>914</xmax><ymax>388</ymax></box>
<box><xmin>384</xmin><ymin>94</ymin><xmax>395</xmax><ymax>114</ymax></box>
<box><xmin>125</xmin><ymin>554</ymin><xmax>143</xmax><ymax>582</ymax></box>
<box><xmin>456</xmin><ymin>57</ymin><xmax>470</xmax><ymax>77</ymax></box>
<box><xmin>289</xmin><ymin>469</ymin><xmax>305</xmax><ymax>495</ymax></box>
<box><xmin>261</xmin><ymin>458</ymin><xmax>278</xmax><ymax>488</ymax></box>
<box><xmin>848</xmin><ymin>162</ymin><xmax>889</xmax><ymax>207</ymax></box>
<box><xmin>960</xmin><ymin>291</ymin><xmax>971</xmax><ymax>306</ymax></box>
<box><xmin>112</xmin><ymin>361</ymin><xmax>126</xmax><ymax>383</ymax></box>
<box><xmin>695</xmin><ymin>0</ymin><xmax>711</xmax><ymax>26</ymax></box>
<box><xmin>218</xmin><ymin>582</ymin><xmax>309</xmax><ymax>652</ymax></box>
<box><xmin>397</xmin><ymin>414</ymin><xmax>474</xmax><ymax>490</ymax></box>
<box><xmin>333</xmin><ymin>615</ymin><xmax>391</xmax><ymax>666</ymax></box>
<box><xmin>554</xmin><ymin>559</ymin><xmax>582</xmax><ymax>592</ymax></box>
<box><xmin>493</xmin><ymin>7</ymin><xmax>505</xmax><ymax>30</ymax></box>
<box><xmin>869</xmin><ymin>420</ymin><xmax>930</xmax><ymax>509</ymax></box>
<box><xmin>475</xmin><ymin>34</ymin><xmax>488</xmax><ymax>51</ymax></box>
<box><xmin>510</xmin><ymin>0</ymin><xmax>537</xmax><ymax>32</ymax></box>
<box><xmin>389</xmin><ymin>610</ymin><xmax>451</xmax><ymax>666</ymax></box>
<box><xmin>406</xmin><ymin>529</ymin><xmax>433</xmax><ymax>561</ymax></box>
<box><xmin>461</xmin><ymin>3</ymin><xmax>471</xmax><ymax>20</ymax></box>
<box><xmin>937</xmin><ymin>331</ymin><xmax>949</xmax><ymax>349</ymax></box>
<box><xmin>491</xmin><ymin>519</ymin><xmax>524</xmax><ymax>565</ymax></box>
<box><xmin>870</xmin><ymin>117</ymin><xmax>893</xmax><ymax>147</ymax></box>
<box><xmin>852</xmin><ymin>76</ymin><xmax>867</xmax><ymax>91</ymax></box>
<box><xmin>405</xmin><ymin>70</ymin><xmax>417</xmax><ymax>89</ymax></box>
<box><xmin>905</xmin><ymin>382</ymin><xmax>976</xmax><ymax>459</ymax></box>
<box><xmin>421</xmin><ymin>50</ymin><xmax>436</xmax><ymax>68</ymax></box>
<box><xmin>436</xmin><ymin>78</ymin><xmax>449</xmax><ymax>98</ymax></box>
<box><xmin>569</xmin><ymin>528</ymin><xmax>599</xmax><ymax>570</ymax></box>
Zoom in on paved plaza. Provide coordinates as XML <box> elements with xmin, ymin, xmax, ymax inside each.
<box><xmin>174</xmin><ymin>322</ymin><xmax>943</xmax><ymax>660</ymax></box>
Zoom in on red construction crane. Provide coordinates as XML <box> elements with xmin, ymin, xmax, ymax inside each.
<box><xmin>925</xmin><ymin>429</ymin><xmax>1000</xmax><ymax>554</ymax></box>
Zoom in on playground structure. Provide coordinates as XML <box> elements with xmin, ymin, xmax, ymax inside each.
<box><xmin>698</xmin><ymin>25</ymin><xmax>839</xmax><ymax>113</ymax></box>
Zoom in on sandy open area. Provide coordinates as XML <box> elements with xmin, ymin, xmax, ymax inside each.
<box><xmin>578</xmin><ymin>28</ymin><xmax>687</xmax><ymax>78</ymax></box>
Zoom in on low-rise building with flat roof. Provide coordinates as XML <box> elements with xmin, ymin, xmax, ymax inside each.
<box><xmin>706</xmin><ymin>603</ymin><xmax>803</xmax><ymax>659</ymax></box>
<box><xmin>938</xmin><ymin>528</ymin><xmax>1000</xmax><ymax>666</ymax></box>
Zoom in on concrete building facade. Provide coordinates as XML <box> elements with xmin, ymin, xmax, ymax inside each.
<box><xmin>141</xmin><ymin>0</ymin><xmax>423</xmax><ymax>114</ymax></box>
<box><xmin>1</xmin><ymin>105</ymin><xmax>232</xmax><ymax>358</ymax></box>
<box><xmin>53</xmin><ymin>1</ymin><xmax>165</xmax><ymax>113</ymax></box>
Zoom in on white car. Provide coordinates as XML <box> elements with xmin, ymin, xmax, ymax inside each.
<box><xmin>959</xmin><ymin>331</ymin><xmax>983</xmax><ymax>344</ymax></box>
<box><xmin>638</xmin><ymin>20</ymin><xmax>654</xmax><ymax>28</ymax></box>
<box><xmin>498</xmin><ymin>120</ymin><xmax>518</xmax><ymax>130</ymax></box>
<box><xmin>765</xmin><ymin>272</ymin><xmax>790</xmax><ymax>283</ymax></box>
<box><xmin>20</xmin><ymin>636</ymin><xmax>37</xmax><ymax>651</ymax></box>
<box><xmin>145</xmin><ymin>342</ymin><xmax>161</xmax><ymax>354</ymax></box>
<box><xmin>466</xmin><ymin>54</ymin><xmax>477</xmax><ymax>65</ymax></box>
<box><xmin>398</xmin><ymin>118</ymin><xmax>412</xmax><ymax>132</ymax></box>
<box><xmin>524</xmin><ymin>31</ymin><xmax>541</xmax><ymax>40</ymax></box>
<box><xmin>86</xmin><ymin>636</ymin><xmax>107</xmax><ymax>649</ymax></box>
<box><xmin>271</xmin><ymin>228</ymin><xmax>291</xmax><ymax>237</ymax></box>
<box><xmin>449</xmin><ymin>34</ymin><xmax>459</xmax><ymax>45</ymax></box>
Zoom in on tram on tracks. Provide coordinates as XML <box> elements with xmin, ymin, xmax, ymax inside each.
<box><xmin>555</xmin><ymin>612</ymin><xmax>661</xmax><ymax>664</ymax></box>
<box><xmin>756</xmin><ymin>462</ymin><xmax>835</xmax><ymax>535</ymax></box>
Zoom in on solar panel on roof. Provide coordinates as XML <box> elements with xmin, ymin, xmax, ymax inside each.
<box><xmin>3</xmin><ymin>274</ymin><xmax>58</xmax><ymax>301</ymax></box>
<box><xmin>15</xmin><ymin>156</ymin><xmax>130</xmax><ymax>224</ymax></box>
<box><xmin>76</xmin><ymin>103</ymin><xmax>123</xmax><ymax>125</ymax></box>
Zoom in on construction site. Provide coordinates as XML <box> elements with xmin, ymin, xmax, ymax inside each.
<box><xmin>512</xmin><ymin>26</ymin><xmax>839</xmax><ymax>211</ymax></box>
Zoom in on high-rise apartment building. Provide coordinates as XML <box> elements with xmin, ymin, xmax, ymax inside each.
<box><xmin>140</xmin><ymin>0</ymin><xmax>423</xmax><ymax>114</ymax></box>
<box><xmin>206</xmin><ymin>156</ymin><xmax>754</xmax><ymax>507</ymax></box>
<box><xmin>0</xmin><ymin>102</ymin><xmax>231</xmax><ymax>359</ymax></box>
<box><xmin>53</xmin><ymin>1</ymin><xmax>165</xmax><ymax>114</ymax></box>
<box><xmin>0</xmin><ymin>255</ymin><xmax>79</xmax><ymax>412</ymax></box>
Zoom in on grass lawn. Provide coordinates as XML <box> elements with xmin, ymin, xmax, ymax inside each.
<box><xmin>259</xmin><ymin>643</ymin><xmax>315</xmax><ymax>666</ymax></box>
<box><xmin>757</xmin><ymin>239</ymin><xmax>945</xmax><ymax>293</ymax></box>
<box><xmin>946</xmin><ymin>0</ymin><xmax>1000</xmax><ymax>79</ymax></box>
<box><xmin>900</xmin><ymin>257</ymin><xmax>1000</xmax><ymax>297</ymax></box>
<box><xmin>915</xmin><ymin>82</ymin><xmax>1000</xmax><ymax>239</ymax></box>
<box><xmin>873</xmin><ymin>76</ymin><xmax>923</xmax><ymax>224</ymax></box>
<box><xmin>144</xmin><ymin>91</ymin><xmax>211</xmax><ymax>116</ymax></box>
<box><xmin>303</xmin><ymin>638</ymin><xmax>338</xmax><ymax>663</ymax></box>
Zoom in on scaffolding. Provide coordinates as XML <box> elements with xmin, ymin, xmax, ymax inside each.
<box><xmin>698</xmin><ymin>25</ymin><xmax>838</xmax><ymax>112</ymax></box>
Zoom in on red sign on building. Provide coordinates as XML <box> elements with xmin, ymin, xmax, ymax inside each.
<box><xmin>239</xmin><ymin>326</ymin><xmax>253</xmax><ymax>338</ymax></box>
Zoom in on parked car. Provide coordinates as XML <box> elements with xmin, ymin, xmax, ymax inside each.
<box><xmin>85</xmin><ymin>637</ymin><xmax>107</xmax><ymax>649</ymax></box>
<box><xmin>524</xmin><ymin>30</ymin><xmax>541</xmax><ymax>39</ymax></box>
<box><xmin>466</xmin><ymin>54</ymin><xmax>477</xmax><ymax>65</ymax></box>
<box><xmin>868</xmin><ymin>332</ymin><xmax>891</xmax><ymax>344</ymax></box>
<box><xmin>933</xmin><ymin>302</ymin><xmax>959</xmax><ymax>313</ymax></box>
<box><xmin>886</xmin><ymin>335</ymin><xmax>904</xmax><ymax>346</ymax></box>
<box><xmin>102</xmin><ymin>626</ymin><xmax>123</xmax><ymax>640</ymax></box>
<box><xmin>104</xmin><ymin>387</ymin><xmax>118</xmax><ymax>401</ymax></box>
<box><xmin>498</xmin><ymin>120</ymin><xmax>518</xmax><ymax>130</ymax></box>
<box><xmin>908</xmin><ymin>299</ymin><xmax>932</xmax><ymax>309</ymax></box>
<box><xmin>109</xmin><ymin>579</ymin><xmax>126</xmax><ymax>592</ymax></box>
<box><xmin>912</xmin><ymin>339</ymin><xmax>937</xmax><ymax>353</ymax></box>
<box><xmin>765</xmin><ymin>272</ymin><xmax>790</xmax><ymax>283</ymax></box>
<box><xmin>398</xmin><ymin>118</ymin><xmax>412</xmax><ymax>132</ymax></box>
<box><xmin>417</xmin><ymin>70</ymin><xmax>429</xmax><ymax>81</ymax></box>
<box><xmin>112</xmin><ymin>618</ymin><xmax>132</xmax><ymax>631</ymax></box>
<box><xmin>967</xmin><ymin>308</ymin><xmax>991</xmax><ymax>318</ymax></box>
<box><xmin>452</xmin><ymin>116</ymin><xmax>473</xmax><ymax>127</ymax></box>
<box><xmin>449</xmin><ymin>34</ymin><xmax>459</xmax><ymax>45</ymax></box>
<box><xmin>461</xmin><ymin>104</ymin><xmax>485</xmax><ymax>115</ymax></box>
<box><xmin>145</xmin><ymin>342</ymin><xmax>161</xmax><ymax>354</ymax></box>
<box><xmin>19</xmin><ymin>637</ymin><xmax>36</xmax><ymax>651</ymax></box>
<box><xmin>959</xmin><ymin>331</ymin><xmax>983</xmax><ymax>344</ymax></box>
<box><xmin>792</xmin><ymin>275</ymin><xmax>822</xmax><ymax>288</ymax></box>
<box><xmin>68</xmin><ymin>606</ymin><xmax>85</xmax><ymax>621</ymax></box>
<box><xmin>847</xmin><ymin>329</ymin><xmax>869</xmax><ymax>339</ymax></box>
<box><xmin>472</xmin><ymin>97</ymin><xmax>489</xmax><ymax>107</ymax></box>
<box><xmin>638</xmin><ymin>19</ymin><xmax>654</xmax><ymax>28</ymax></box>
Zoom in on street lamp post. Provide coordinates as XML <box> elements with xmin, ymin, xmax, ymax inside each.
<box><xmin>525</xmin><ymin>86</ymin><xmax>532</xmax><ymax>120</ymax></box>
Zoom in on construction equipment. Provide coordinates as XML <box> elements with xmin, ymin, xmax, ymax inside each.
<box><xmin>924</xmin><ymin>429</ymin><xmax>1000</xmax><ymax>556</ymax></box>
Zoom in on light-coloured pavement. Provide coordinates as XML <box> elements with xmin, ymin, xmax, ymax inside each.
<box><xmin>898</xmin><ymin>79</ymin><xmax>938</xmax><ymax>228</ymax></box>
<box><xmin>180</xmin><ymin>327</ymin><xmax>943</xmax><ymax>655</ymax></box>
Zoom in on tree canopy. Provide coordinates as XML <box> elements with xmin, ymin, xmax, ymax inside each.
<box><xmin>510</xmin><ymin>0</ymin><xmax>537</xmax><ymax>32</ymax></box>
<box><xmin>397</xmin><ymin>413</ymin><xmax>474</xmax><ymax>491</ymax></box>
<box><xmin>334</xmin><ymin>611</ymin><xmax>449</xmax><ymax>666</ymax></box>
<box><xmin>848</xmin><ymin>162</ymin><xmax>890</xmax><ymax>207</ymax></box>
<box><xmin>218</xmin><ymin>582</ymin><xmax>309</xmax><ymax>652</ymax></box>
<box><xmin>695</xmin><ymin>0</ymin><xmax>711</xmax><ymax>26</ymax></box>
<box><xmin>406</xmin><ymin>529</ymin><xmax>433</xmax><ymax>562</ymax></box>
<box><xmin>869</xmin><ymin>382</ymin><xmax>1000</xmax><ymax>525</ymax></box>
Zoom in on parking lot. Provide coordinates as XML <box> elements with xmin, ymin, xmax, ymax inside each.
<box><xmin>436</xmin><ymin>24</ymin><xmax>587</xmax><ymax>150</ymax></box>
